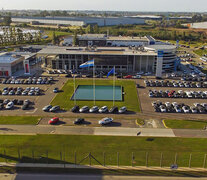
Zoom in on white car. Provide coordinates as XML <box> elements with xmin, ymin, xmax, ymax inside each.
<box><xmin>174</xmin><ymin>106</ymin><xmax>182</xmax><ymax>113</ymax></box>
<box><xmin>172</xmin><ymin>102</ymin><xmax>178</xmax><ymax>107</ymax></box>
<box><xmin>133</xmin><ymin>75</ymin><xmax>141</xmax><ymax>79</ymax></box>
<box><xmin>98</xmin><ymin>117</ymin><xmax>113</xmax><ymax>125</ymax></box>
<box><xmin>89</xmin><ymin>106</ymin><xmax>99</xmax><ymax>113</ymax></box>
<box><xmin>6</xmin><ymin>102</ymin><xmax>14</xmax><ymax>109</ymax></box>
<box><xmin>149</xmin><ymin>92</ymin><xmax>154</xmax><ymax>98</ymax></box>
<box><xmin>160</xmin><ymin>105</ymin><xmax>166</xmax><ymax>113</ymax></box>
<box><xmin>79</xmin><ymin>106</ymin><xmax>89</xmax><ymax>113</ymax></box>
<box><xmin>191</xmin><ymin>107</ymin><xmax>198</xmax><ymax>113</ymax></box>
<box><xmin>99</xmin><ymin>106</ymin><xmax>108</xmax><ymax>113</ymax></box>
<box><xmin>119</xmin><ymin>106</ymin><xmax>127</xmax><ymax>114</ymax></box>
<box><xmin>182</xmin><ymin>106</ymin><xmax>190</xmax><ymax>113</ymax></box>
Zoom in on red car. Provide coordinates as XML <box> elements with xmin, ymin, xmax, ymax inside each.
<box><xmin>124</xmin><ymin>75</ymin><xmax>132</xmax><ymax>79</ymax></box>
<box><xmin>48</xmin><ymin>117</ymin><xmax>59</xmax><ymax>125</ymax></box>
<box><xmin>168</xmin><ymin>90</ymin><xmax>175</xmax><ymax>97</ymax></box>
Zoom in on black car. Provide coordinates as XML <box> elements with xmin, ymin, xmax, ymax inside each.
<box><xmin>71</xmin><ymin>105</ymin><xmax>79</xmax><ymax>113</ymax></box>
<box><xmin>0</xmin><ymin>103</ymin><xmax>4</xmax><ymax>110</ymax></box>
<box><xmin>109</xmin><ymin>106</ymin><xmax>118</xmax><ymax>114</ymax></box>
<box><xmin>17</xmin><ymin>100</ymin><xmax>23</xmax><ymax>105</ymax></box>
<box><xmin>73</xmin><ymin>118</ymin><xmax>85</xmax><ymax>124</ymax></box>
<box><xmin>22</xmin><ymin>103</ymin><xmax>30</xmax><ymax>110</ymax></box>
<box><xmin>12</xmin><ymin>99</ymin><xmax>18</xmax><ymax>105</ymax></box>
<box><xmin>86</xmin><ymin>74</ymin><xmax>93</xmax><ymax>78</ymax></box>
<box><xmin>65</xmin><ymin>73</ymin><xmax>72</xmax><ymax>78</ymax></box>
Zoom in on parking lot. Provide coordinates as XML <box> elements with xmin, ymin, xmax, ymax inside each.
<box><xmin>137</xmin><ymin>77</ymin><xmax>207</xmax><ymax>120</ymax></box>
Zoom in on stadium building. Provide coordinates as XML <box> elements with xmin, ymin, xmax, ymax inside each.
<box><xmin>37</xmin><ymin>44</ymin><xmax>178</xmax><ymax>74</ymax></box>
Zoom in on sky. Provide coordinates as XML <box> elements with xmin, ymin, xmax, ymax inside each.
<box><xmin>0</xmin><ymin>0</ymin><xmax>207</xmax><ymax>12</ymax></box>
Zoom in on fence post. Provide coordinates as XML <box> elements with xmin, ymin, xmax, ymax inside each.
<box><xmin>74</xmin><ymin>151</ymin><xmax>77</xmax><ymax>165</ymax></box>
<box><xmin>189</xmin><ymin>154</ymin><xmax>192</xmax><ymax>168</ymax></box>
<box><xmin>160</xmin><ymin>152</ymin><xmax>163</xmax><ymax>168</ymax></box>
<box><xmin>131</xmin><ymin>152</ymin><xmax>134</xmax><ymax>167</ymax></box>
<box><xmin>18</xmin><ymin>148</ymin><xmax>21</xmax><ymax>162</ymax></box>
<box><xmin>103</xmin><ymin>152</ymin><xmax>105</xmax><ymax>166</ymax></box>
<box><xmin>32</xmin><ymin>149</ymin><xmax>34</xmax><ymax>163</ymax></box>
<box><xmin>117</xmin><ymin>152</ymin><xmax>119</xmax><ymax>167</ymax></box>
<box><xmin>89</xmin><ymin>152</ymin><xmax>91</xmax><ymax>166</ymax></box>
<box><xmin>46</xmin><ymin>150</ymin><xmax>48</xmax><ymax>164</ymax></box>
<box><xmin>4</xmin><ymin>149</ymin><xmax>7</xmax><ymax>163</ymax></box>
<box><xmin>174</xmin><ymin>153</ymin><xmax>177</xmax><ymax>165</ymax></box>
<box><xmin>60</xmin><ymin>151</ymin><xmax>62</xmax><ymax>162</ymax></box>
<box><xmin>203</xmin><ymin>154</ymin><xmax>207</xmax><ymax>168</ymax></box>
<box><xmin>63</xmin><ymin>149</ymin><xmax>65</xmax><ymax>168</ymax></box>
<box><xmin>146</xmin><ymin>152</ymin><xmax>148</xmax><ymax>167</ymax></box>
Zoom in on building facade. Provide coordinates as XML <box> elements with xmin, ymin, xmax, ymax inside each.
<box><xmin>37</xmin><ymin>45</ymin><xmax>177</xmax><ymax>73</ymax></box>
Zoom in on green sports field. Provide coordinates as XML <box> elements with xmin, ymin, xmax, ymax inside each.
<box><xmin>51</xmin><ymin>79</ymin><xmax>140</xmax><ymax>112</ymax></box>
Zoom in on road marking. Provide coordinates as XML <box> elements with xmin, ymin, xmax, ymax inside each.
<box><xmin>26</xmin><ymin>108</ymin><xmax>38</xmax><ymax>114</ymax></box>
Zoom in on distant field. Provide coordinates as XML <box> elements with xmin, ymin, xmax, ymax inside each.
<box><xmin>1</xmin><ymin>134</ymin><xmax>207</xmax><ymax>167</ymax></box>
<box><xmin>0</xmin><ymin>116</ymin><xmax>40</xmax><ymax>125</ymax></box>
<box><xmin>51</xmin><ymin>79</ymin><xmax>140</xmax><ymax>112</ymax></box>
<box><xmin>164</xmin><ymin>119</ymin><xmax>207</xmax><ymax>129</ymax></box>
<box><xmin>194</xmin><ymin>49</ymin><xmax>207</xmax><ymax>56</ymax></box>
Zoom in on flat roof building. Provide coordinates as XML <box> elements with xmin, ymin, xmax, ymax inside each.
<box><xmin>37</xmin><ymin>44</ymin><xmax>178</xmax><ymax>74</ymax></box>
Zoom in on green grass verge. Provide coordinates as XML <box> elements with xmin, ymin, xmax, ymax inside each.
<box><xmin>194</xmin><ymin>49</ymin><xmax>207</xmax><ymax>56</ymax></box>
<box><xmin>1</xmin><ymin>135</ymin><xmax>207</xmax><ymax>167</ymax></box>
<box><xmin>164</xmin><ymin>119</ymin><xmax>207</xmax><ymax>129</ymax></box>
<box><xmin>0</xmin><ymin>116</ymin><xmax>40</xmax><ymax>125</ymax></box>
<box><xmin>51</xmin><ymin>79</ymin><xmax>140</xmax><ymax>112</ymax></box>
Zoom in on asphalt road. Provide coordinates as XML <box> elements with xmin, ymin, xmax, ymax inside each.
<box><xmin>1</xmin><ymin>124</ymin><xmax>207</xmax><ymax>138</ymax></box>
<box><xmin>2</xmin><ymin>174</ymin><xmax>207</xmax><ymax>180</ymax></box>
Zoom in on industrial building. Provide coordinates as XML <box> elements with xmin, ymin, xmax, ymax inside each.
<box><xmin>11</xmin><ymin>16</ymin><xmax>145</xmax><ymax>27</ymax></box>
<box><xmin>0</xmin><ymin>52</ymin><xmax>37</xmax><ymax>77</ymax></box>
<box><xmin>37</xmin><ymin>44</ymin><xmax>178</xmax><ymax>74</ymax></box>
<box><xmin>63</xmin><ymin>34</ymin><xmax>156</xmax><ymax>47</ymax></box>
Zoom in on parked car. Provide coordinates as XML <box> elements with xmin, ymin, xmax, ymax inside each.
<box><xmin>98</xmin><ymin>117</ymin><xmax>113</xmax><ymax>125</ymax></box>
<box><xmin>124</xmin><ymin>75</ymin><xmax>132</xmax><ymax>79</ymax></box>
<box><xmin>53</xmin><ymin>88</ymin><xmax>59</xmax><ymax>93</ymax></box>
<box><xmin>48</xmin><ymin>117</ymin><xmax>59</xmax><ymax>125</ymax></box>
<box><xmin>6</xmin><ymin>102</ymin><xmax>14</xmax><ymax>109</ymax></box>
<box><xmin>109</xmin><ymin>106</ymin><xmax>118</xmax><ymax>114</ymax></box>
<box><xmin>71</xmin><ymin>105</ymin><xmax>79</xmax><ymax>113</ymax></box>
<box><xmin>79</xmin><ymin>106</ymin><xmax>89</xmax><ymax>113</ymax></box>
<box><xmin>89</xmin><ymin>106</ymin><xmax>99</xmax><ymax>113</ymax></box>
<box><xmin>99</xmin><ymin>106</ymin><xmax>108</xmax><ymax>113</ymax></box>
<box><xmin>49</xmin><ymin>106</ymin><xmax>60</xmax><ymax>112</ymax></box>
<box><xmin>42</xmin><ymin>105</ymin><xmax>53</xmax><ymax>112</ymax></box>
<box><xmin>119</xmin><ymin>106</ymin><xmax>127</xmax><ymax>114</ymax></box>
<box><xmin>73</xmin><ymin>118</ymin><xmax>85</xmax><ymax>125</ymax></box>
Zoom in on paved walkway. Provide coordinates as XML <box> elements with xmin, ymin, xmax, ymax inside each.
<box><xmin>0</xmin><ymin>124</ymin><xmax>207</xmax><ymax>138</ymax></box>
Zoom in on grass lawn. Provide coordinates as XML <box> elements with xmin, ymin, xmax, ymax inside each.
<box><xmin>51</xmin><ymin>79</ymin><xmax>140</xmax><ymax>112</ymax></box>
<box><xmin>194</xmin><ymin>49</ymin><xmax>207</xmax><ymax>56</ymax></box>
<box><xmin>0</xmin><ymin>116</ymin><xmax>40</xmax><ymax>125</ymax></box>
<box><xmin>164</xmin><ymin>119</ymin><xmax>207</xmax><ymax>129</ymax></box>
<box><xmin>1</xmin><ymin>134</ymin><xmax>207</xmax><ymax>167</ymax></box>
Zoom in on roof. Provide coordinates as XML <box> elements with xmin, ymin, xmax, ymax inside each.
<box><xmin>78</xmin><ymin>34</ymin><xmax>107</xmax><ymax>40</ymax></box>
<box><xmin>107</xmin><ymin>36</ymin><xmax>149</xmax><ymax>42</ymax></box>
<box><xmin>0</xmin><ymin>52</ymin><xmax>20</xmax><ymax>63</ymax></box>
<box><xmin>37</xmin><ymin>46</ymin><xmax>157</xmax><ymax>56</ymax></box>
<box><xmin>145</xmin><ymin>45</ymin><xmax>176</xmax><ymax>51</ymax></box>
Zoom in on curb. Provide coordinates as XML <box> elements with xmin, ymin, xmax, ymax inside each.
<box><xmin>162</xmin><ymin>120</ymin><xmax>169</xmax><ymax>129</ymax></box>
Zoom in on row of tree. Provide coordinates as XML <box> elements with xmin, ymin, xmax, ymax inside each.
<box><xmin>0</xmin><ymin>27</ymin><xmax>42</xmax><ymax>46</ymax></box>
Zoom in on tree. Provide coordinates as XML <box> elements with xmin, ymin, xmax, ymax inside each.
<box><xmin>93</xmin><ymin>25</ymin><xmax>99</xmax><ymax>34</ymax></box>
<box><xmin>85</xmin><ymin>25</ymin><xmax>93</xmax><ymax>34</ymax></box>
<box><xmin>3</xmin><ymin>16</ymin><xmax>12</xmax><ymax>26</ymax></box>
<box><xmin>52</xmin><ymin>31</ymin><xmax>57</xmax><ymax>45</ymax></box>
<box><xmin>73</xmin><ymin>31</ymin><xmax>78</xmax><ymax>46</ymax></box>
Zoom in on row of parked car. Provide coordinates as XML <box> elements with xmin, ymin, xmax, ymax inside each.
<box><xmin>152</xmin><ymin>101</ymin><xmax>207</xmax><ymax>114</ymax></box>
<box><xmin>71</xmin><ymin>105</ymin><xmax>127</xmax><ymax>114</ymax></box>
<box><xmin>1</xmin><ymin>87</ymin><xmax>42</xmax><ymax>96</ymax></box>
<box><xmin>149</xmin><ymin>89</ymin><xmax>207</xmax><ymax>99</ymax></box>
<box><xmin>145</xmin><ymin>80</ymin><xmax>207</xmax><ymax>88</ymax></box>
<box><xmin>1</xmin><ymin>77</ymin><xmax>54</xmax><ymax>85</ymax></box>
<box><xmin>180</xmin><ymin>75</ymin><xmax>207</xmax><ymax>82</ymax></box>
<box><xmin>48</xmin><ymin>117</ymin><xmax>113</xmax><ymax>125</ymax></box>
<box><xmin>0</xmin><ymin>99</ymin><xmax>32</xmax><ymax>110</ymax></box>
